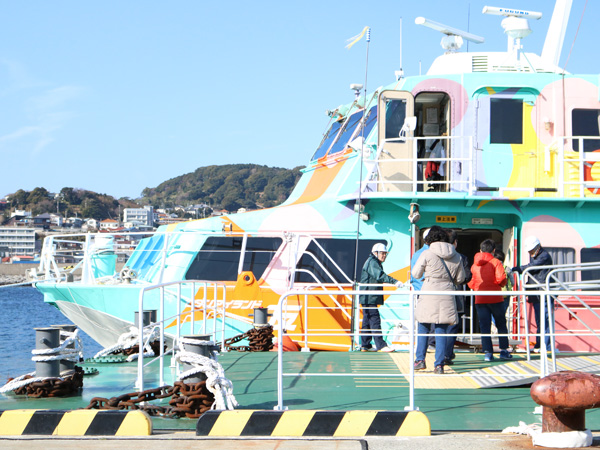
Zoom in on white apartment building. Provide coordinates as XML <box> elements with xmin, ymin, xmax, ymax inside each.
<box><xmin>0</xmin><ymin>227</ymin><xmax>36</xmax><ymax>256</ymax></box>
<box><xmin>123</xmin><ymin>205</ymin><xmax>154</xmax><ymax>228</ymax></box>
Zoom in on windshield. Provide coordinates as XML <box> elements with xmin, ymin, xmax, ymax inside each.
<box><xmin>311</xmin><ymin>120</ymin><xmax>342</xmax><ymax>161</ymax></box>
<box><xmin>328</xmin><ymin>110</ymin><xmax>364</xmax><ymax>156</ymax></box>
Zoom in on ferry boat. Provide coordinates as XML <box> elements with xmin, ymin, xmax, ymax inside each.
<box><xmin>33</xmin><ymin>0</ymin><xmax>600</xmax><ymax>355</ymax></box>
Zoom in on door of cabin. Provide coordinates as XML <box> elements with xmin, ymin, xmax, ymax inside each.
<box><xmin>378</xmin><ymin>90</ymin><xmax>415</xmax><ymax>192</ymax></box>
<box><xmin>475</xmin><ymin>88</ymin><xmax>542</xmax><ymax>195</ymax></box>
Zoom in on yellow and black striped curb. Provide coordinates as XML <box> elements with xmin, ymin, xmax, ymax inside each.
<box><xmin>196</xmin><ymin>410</ymin><xmax>430</xmax><ymax>437</ymax></box>
<box><xmin>0</xmin><ymin>409</ymin><xmax>152</xmax><ymax>436</ymax></box>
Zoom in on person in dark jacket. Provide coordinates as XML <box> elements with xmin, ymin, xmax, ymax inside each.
<box><xmin>359</xmin><ymin>243</ymin><xmax>399</xmax><ymax>352</ymax></box>
<box><xmin>512</xmin><ymin>236</ymin><xmax>554</xmax><ymax>350</ymax></box>
<box><xmin>444</xmin><ymin>230</ymin><xmax>472</xmax><ymax>365</ymax></box>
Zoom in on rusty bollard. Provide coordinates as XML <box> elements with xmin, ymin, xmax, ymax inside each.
<box><xmin>531</xmin><ymin>371</ymin><xmax>600</xmax><ymax>433</ymax></box>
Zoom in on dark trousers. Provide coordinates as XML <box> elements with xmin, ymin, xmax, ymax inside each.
<box><xmin>475</xmin><ymin>302</ymin><xmax>509</xmax><ymax>354</ymax></box>
<box><xmin>360</xmin><ymin>306</ymin><xmax>387</xmax><ymax>350</ymax></box>
<box><xmin>529</xmin><ymin>295</ymin><xmax>554</xmax><ymax>349</ymax></box>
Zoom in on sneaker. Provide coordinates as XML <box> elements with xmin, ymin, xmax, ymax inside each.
<box><xmin>499</xmin><ymin>350</ymin><xmax>513</xmax><ymax>360</ymax></box>
<box><xmin>434</xmin><ymin>365</ymin><xmax>444</xmax><ymax>374</ymax></box>
<box><xmin>360</xmin><ymin>347</ymin><xmax>376</xmax><ymax>352</ymax></box>
<box><xmin>443</xmin><ymin>357</ymin><xmax>454</xmax><ymax>366</ymax></box>
<box><xmin>484</xmin><ymin>353</ymin><xmax>495</xmax><ymax>362</ymax></box>
<box><xmin>378</xmin><ymin>346</ymin><xmax>394</xmax><ymax>353</ymax></box>
<box><xmin>414</xmin><ymin>360</ymin><xmax>426</xmax><ymax>370</ymax></box>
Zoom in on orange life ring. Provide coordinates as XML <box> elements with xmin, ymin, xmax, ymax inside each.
<box><xmin>583</xmin><ymin>149</ymin><xmax>600</xmax><ymax>195</ymax></box>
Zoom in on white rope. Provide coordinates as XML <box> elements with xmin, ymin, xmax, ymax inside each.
<box><xmin>0</xmin><ymin>329</ymin><xmax>84</xmax><ymax>394</ymax></box>
<box><xmin>94</xmin><ymin>325</ymin><xmax>160</xmax><ymax>359</ymax></box>
<box><xmin>173</xmin><ymin>339</ymin><xmax>238</xmax><ymax>411</ymax></box>
<box><xmin>502</xmin><ymin>421</ymin><xmax>593</xmax><ymax>448</ymax></box>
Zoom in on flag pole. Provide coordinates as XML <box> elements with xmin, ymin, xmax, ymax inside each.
<box><xmin>351</xmin><ymin>27</ymin><xmax>371</xmax><ymax>351</ymax></box>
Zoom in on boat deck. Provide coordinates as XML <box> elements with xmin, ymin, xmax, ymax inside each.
<box><xmin>2</xmin><ymin>350</ymin><xmax>600</xmax><ymax>431</ymax></box>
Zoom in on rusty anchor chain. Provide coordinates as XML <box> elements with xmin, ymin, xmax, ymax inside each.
<box><xmin>10</xmin><ymin>366</ymin><xmax>84</xmax><ymax>398</ymax></box>
<box><xmin>85</xmin><ymin>380</ymin><xmax>215</xmax><ymax>419</ymax></box>
<box><xmin>224</xmin><ymin>325</ymin><xmax>274</xmax><ymax>352</ymax></box>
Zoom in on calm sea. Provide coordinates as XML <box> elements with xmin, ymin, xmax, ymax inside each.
<box><xmin>0</xmin><ymin>286</ymin><xmax>103</xmax><ymax>381</ymax></box>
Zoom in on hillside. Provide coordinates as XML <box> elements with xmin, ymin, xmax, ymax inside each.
<box><xmin>2</xmin><ymin>164</ymin><xmax>303</xmax><ymax>221</ymax></box>
<box><xmin>139</xmin><ymin>164</ymin><xmax>303</xmax><ymax>211</ymax></box>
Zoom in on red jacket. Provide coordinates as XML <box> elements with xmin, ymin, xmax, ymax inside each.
<box><xmin>468</xmin><ymin>252</ymin><xmax>507</xmax><ymax>304</ymax></box>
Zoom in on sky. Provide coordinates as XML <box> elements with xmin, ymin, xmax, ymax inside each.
<box><xmin>0</xmin><ymin>0</ymin><xmax>598</xmax><ymax>200</ymax></box>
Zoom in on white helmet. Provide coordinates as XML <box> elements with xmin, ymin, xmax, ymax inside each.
<box><xmin>372</xmin><ymin>243</ymin><xmax>388</xmax><ymax>253</ymax></box>
<box><xmin>524</xmin><ymin>236</ymin><xmax>541</xmax><ymax>252</ymax></box>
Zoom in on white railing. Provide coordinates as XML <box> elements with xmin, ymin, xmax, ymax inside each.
<box><xmin>368</xmin><ymin>134</ymin><xmax>600</xmax><ymax>199</ymax></box>
<box><xmin>366</xmin><ymin>135</ymin><xmax>475</xmax><ymax>194</ymax></box>
<box><xmin>134</xmin><ymin>279</ymin><xmax>228</xmax><ymax>391</ymax></box>
<box><xmin>274</xmin><ymin>285</ymin><xmax>600</xmax><ymax>412</ymax></box>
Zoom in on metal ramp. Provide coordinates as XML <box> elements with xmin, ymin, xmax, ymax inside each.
<box><xmin>465</xmin><ymin>354</ymin><xmax>600</xmax><ymax>388</ymax></box>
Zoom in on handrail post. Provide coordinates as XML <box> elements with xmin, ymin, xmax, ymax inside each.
<box><xmin>136</xmin><ymin>287</ymin><xmax>145</xmax><ymax>390</ymax></box>
<box><xmin>303</xmin><ymin>293</ymin><xmax>309</xmax><ymax>351</ymax></box>
<box><xmin>159</xmin><ymin>286</ymin><xmax>165</xmax><ymax>387</ymax></box>
<box><xmin>275</xmin><ymin>294</ymin><xmax>285</xmax><ymax>410</ymax></box>
<box><xmin>221</xmin><ymin>283</ymin><xmax>226</xmax><ymax>350</ymax></box>
<box><xmin>540</xmin><ymin>290</ymin><xmax>547</xmax><ymax>377</ymax></box>
<box><xmin>407</xmin><ymin>290</ymin><xmax>416</xmax><ymax>411</ymax></box>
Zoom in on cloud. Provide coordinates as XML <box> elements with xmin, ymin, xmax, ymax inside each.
<box><xmin>0</xmin><ymin>63</ymin><xmax>86</xmax><ymax>157</ymax></box>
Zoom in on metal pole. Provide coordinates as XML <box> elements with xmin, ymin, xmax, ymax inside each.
<box><xmin>34</xmin><ymin>327</ymin><xmax>60</xmax><ymax>378</ymax></box>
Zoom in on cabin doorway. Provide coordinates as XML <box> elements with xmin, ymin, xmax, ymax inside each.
<box><xmin>414</xmin><ymin>92</ymin><xmax>451</xmax><ymax>192</ymax></box>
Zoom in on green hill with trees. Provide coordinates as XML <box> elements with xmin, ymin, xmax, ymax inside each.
<box><xmin>140</xmin><ymin>164</ymin><xmax>303</xmax><ymax>211</ymax></box>
<box><xmin>2</xmin><ymin>164</ymin><xmax>303</xmax><ymax>221</ymax></box>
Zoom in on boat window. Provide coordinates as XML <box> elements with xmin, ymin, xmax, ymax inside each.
<box><xmin>572</xmin><ymin>109</ymin><xmax>600</xmax><ymax>152</ymax></box>
<box><xmin>545</xmin><ymin>247</ymin><xmax>575</xmax><ymax>284</ymax></box>
<box><xmin>490</xmin><ymin>98</ymin><xmax>522</xmax><ymax>144</ymax></box>
<box><xmin>328</xmin><ymin>110</ymin><xmax>364</xmax><ymax>156</ymax></box>
<box><xmin>311</xmin><ymin>120</ymin><xmax>343</xmax><ymax>161</ymax></box>
<box><xmin>185</xmin><ymin>236</ymin><xmax>282</xmax><ymax>281</ymax></box>
<box><xmin>384</xmin><ymin>99</ymin><xmax>406</xmax><ymax>139</ymax></box>
<box><xmin>295</xmin><ymin>238</ymin><xmax>385</xmax><ymax>284</ymax></box>
<box><xmin>580</xmin><ymin>248</ymin><xmax>600</xmax><ymax>284</ymax></box>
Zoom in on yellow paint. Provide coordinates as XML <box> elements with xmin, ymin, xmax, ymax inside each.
<box><xmin>0</xmin><ymin>410</ymin><xmax>36</xmax><ymax>436</ymax></box>
<box><xmin>270</xmin><ymin>410</ymin><xmax>315</xmax><ymax>436</ymax></box>
<box><xmin>334</xmin><ymin>411</ymin><xmax>378</xmax><ymax>436</ymax></box>
<box><xmin>476</xmin><ymin>200</ymin><xmax>491</xmax><ymax>210</ymax></box>
<box><xmin>485</xmin><ymin>87</ymin><xmax>496</xmax><ymax>95</ymax></box>
<box><xmin>397</xmin><ymin>411</ymin><xmax>431</xmax><ymax>436</ymax></box>
<box><xmin>54</xmin><ymin>410</ymin><xmax>96</xmax><ymax>436</ymax></box>
<box><xmin>209</xmin><ymin>410</ymin><xmax>255</xmax><ymax>436</ymax></box>
<box><xmin>115</xmin><ymin>411</ymin><xmax>153</xmax><ymax>436</ymax></box>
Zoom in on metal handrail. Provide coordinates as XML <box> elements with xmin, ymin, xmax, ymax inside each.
<box><xmin>134</xmin><ymin>279</ymin><xmax>227</xmax><ymax>391</ymax></box>
<box><xmin>274</xmin><ymin>287</ymin><xmax>589</xmax><ymax>412</ymax></box>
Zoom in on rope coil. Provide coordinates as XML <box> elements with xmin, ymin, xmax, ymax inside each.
<box><xmin>0</xmin><ymin>329</ymin><xmax>84</xmax><ymax>396</ymax></box>
<box><xmin>94</xmin><ymin>325</ymin><xmax>161</xmax><ymax>361</ymax></box>
<box><xmin>174</xmin><ymin>339</ymin><xmax>238</xmax><ymax>411</ymax></box>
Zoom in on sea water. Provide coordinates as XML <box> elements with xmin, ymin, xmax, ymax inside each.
<box><xmin>0</xmin><ymin>286</ymin><xmax>103</xmax><ymax>382</ymax></box>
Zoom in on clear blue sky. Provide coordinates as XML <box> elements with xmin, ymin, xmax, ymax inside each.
<box><xmin>0</xmin><ymin>1</ymin><xmax>597</xmax><ymax>200</ymax></box>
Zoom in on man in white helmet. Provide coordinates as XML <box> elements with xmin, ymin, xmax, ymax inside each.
<box><xmin>512</xmin><ymin>236</ymin><xmax>553</xmax><ymax>350</ymax></box>
<box><xmin>359</xmin><ymin>243</ymin><xmax>399</xmax><ymax>352</ymax></box>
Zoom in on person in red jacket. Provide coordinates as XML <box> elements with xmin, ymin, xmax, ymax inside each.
<box><xmin>468</xmin><ymin>239</ymin><xmax>511</xmax><ymax>362</ymax></box>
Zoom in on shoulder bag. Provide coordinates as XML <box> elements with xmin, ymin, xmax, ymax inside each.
<box><xmin>438</xmin><ymin>256</ymin><xmax>464</xmax><ymax>313</ymax></box>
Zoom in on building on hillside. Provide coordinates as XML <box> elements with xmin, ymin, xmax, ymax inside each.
<box><xmin>123</xmin><ymin>205</ymin><xmax>154</xmax><ymax>228</ymax></box>
<box><xmin>0</xmin><ymin>227</ymin><xmax>36</xmax><ymax>257</ymax></box>
<box><xmin>33</xmin><ymin>213</ymin><xmax>52</xmax><ymax>229</ymax></box>
<box><xmin>100</xmin><ymin>219</ymin><xmax>120</xmax><ymax>230</ymax></box>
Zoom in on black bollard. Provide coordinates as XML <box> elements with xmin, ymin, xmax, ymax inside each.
<box><xmin>182</xmin><ymin>334</ymin><xmax>216</xmax><ymax>383</ymax></box>
<box><xmin>33</xmin><ymin>327</ymin><xmax>60</xmax><ymax>378</ymax></box>
<box><xmin>249</xmin><ymin>307</ymin><xmax>272</xmax><ymax>327</ymax></box>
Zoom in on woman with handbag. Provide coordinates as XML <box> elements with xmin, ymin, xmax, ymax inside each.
<box><xmin>411</xmin><ymin>226</ymin><xmax>466</xmax><ymax>374</ymax></box>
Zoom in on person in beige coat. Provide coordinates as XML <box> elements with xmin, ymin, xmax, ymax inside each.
<box><xmin>411</xmin><ymin>226</ymin><xmax>466</xmax><ymax>374</ymax></box>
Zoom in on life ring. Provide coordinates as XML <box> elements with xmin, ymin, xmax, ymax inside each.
<box><xmin>583</xmin><ymin>149</ymin><xmax>600</xmax><ymax>194</ymax></box>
